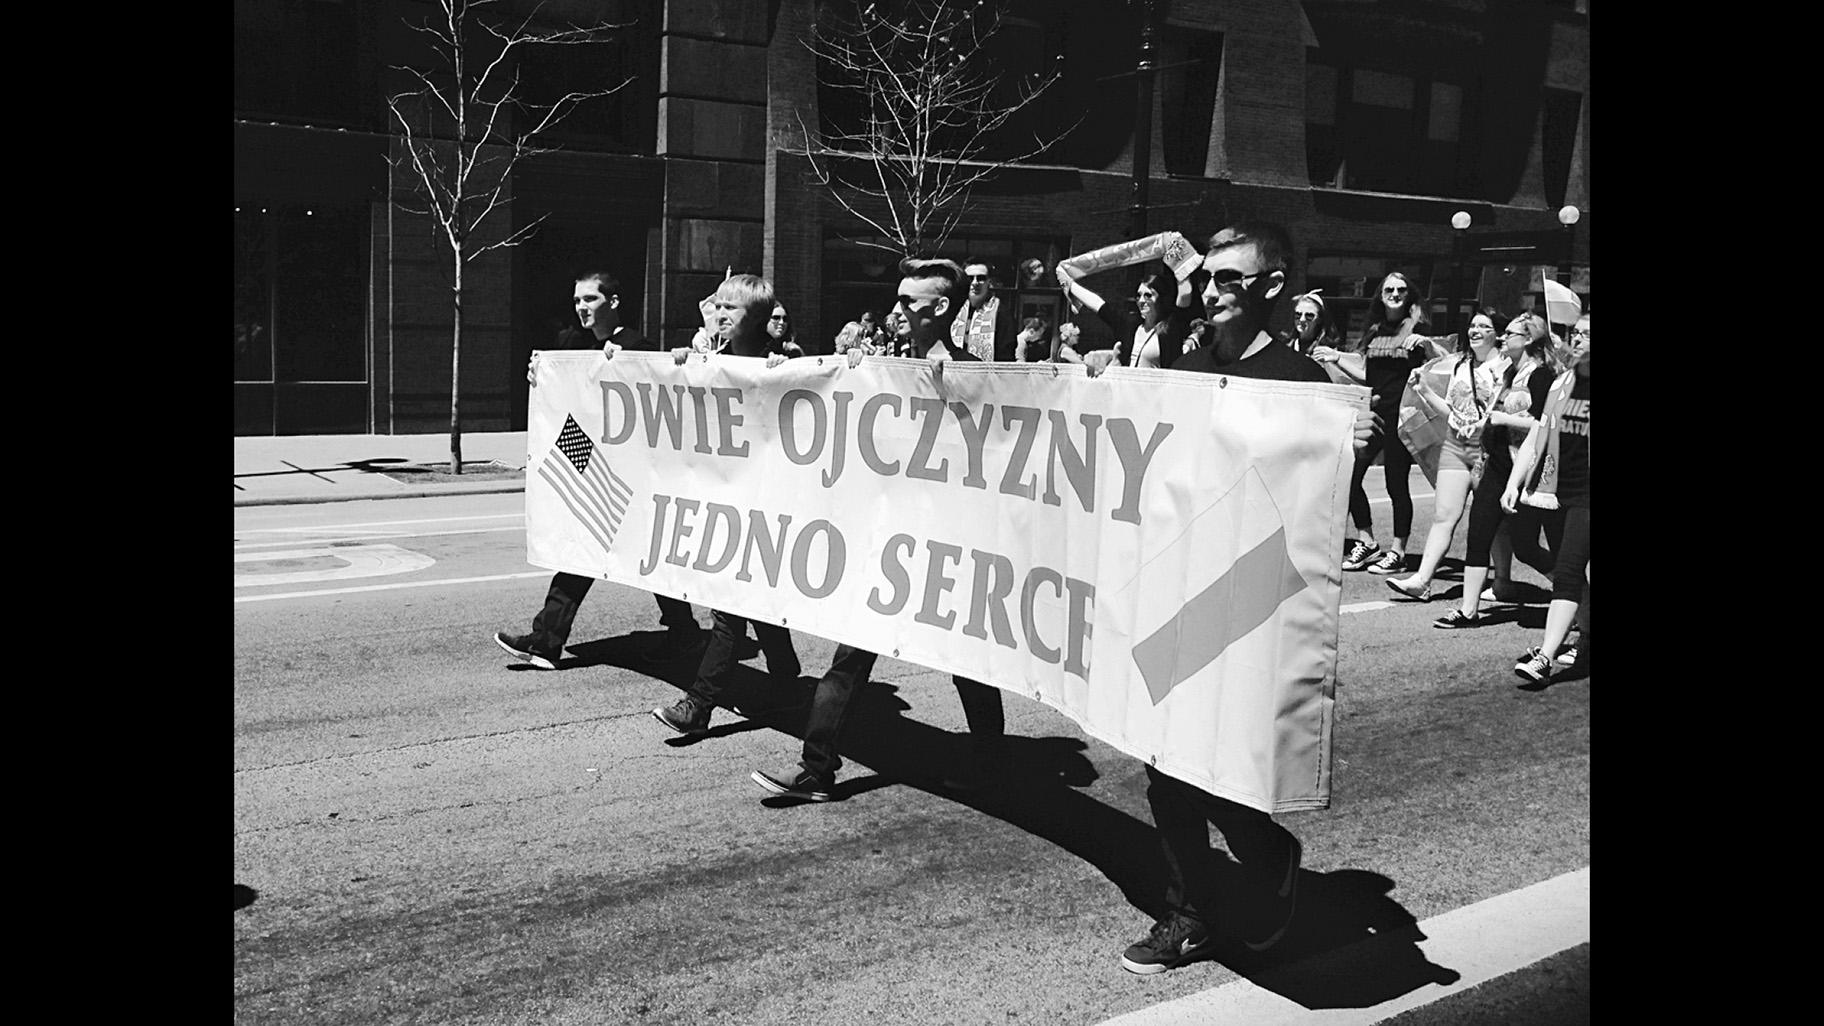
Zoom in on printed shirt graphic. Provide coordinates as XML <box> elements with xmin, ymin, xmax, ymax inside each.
<box><xmin>538</xmin><ymin>414</ymin><xmax>631</xmax><ymax>554</ymax></box>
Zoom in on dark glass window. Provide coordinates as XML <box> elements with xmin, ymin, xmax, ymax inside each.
<box><xmin>234</xmin><ymin>205</ymin><xmax>368</xmax><ymax>385</ymax></box>
<box><xmin>514</xmin><ymin>0</ymin><xmax>659</xmax><ymax>154</ymax></box>
<box><xmin>1159</xmin><ymin>28</ymin><xmax>1223</xmax><ymax>177</ymax></box>
<box><xmin>1307</xmin><ymin>55</ymin><xmax>1477</xmax><ymax>198</ymax></box>
<box><xmin>233</xmin><ymin>0</ymin><xmax>362</xmax><ymax>125</ymax></box>
<box><xmin>1541</xmin><ymin>88</ymin><xmax>1583</xmax><ymax>210</ymax></box>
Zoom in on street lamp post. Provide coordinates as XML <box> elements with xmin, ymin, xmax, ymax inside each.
<box><xmin>1556</xmin><ymin>204</ymin><xmax>1581</xmax><ymax>286</ymax></box>
<box><xmin>1128</xmin><ymin>0</ymin><xmax>1159</xmax><ymax>243</ymax></box>
<box><xmin>1449</xmin><ymin>210</ymin><xmax>1472</xmax><ymax>333</ymax></box>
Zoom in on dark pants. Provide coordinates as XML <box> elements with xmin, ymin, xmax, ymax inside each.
<box><xmin>687</xmin><ymin>609</ymin><xmax>799</xmax><ymax>706</ymax></box>
<box><xmin>1145</xmin><ymin>765</ymin><xmax>1296</xmax><ymax>926</ymax></box>
<box><xmin>800</xmin><ymin>644</ymin><xmax>1005</xmax><ymax>780</ymax></box>
<box><xmin>1349</xmin><ymin>413</ymin><xmax>1417</xmax><ymax>539</ymax></box>
<box><xmin>1463</xmin><ymin>462</ymin><xmax>1564</xmax><ymax>571</ymax></box>
<box><xmin>528</xmin><ymin>572</ymin><xmax>698</xmax><ymax>658</ymax></box>
<box><xmin>1551</xmin><ymin>505</ymin><xmax>1590</xmax><ymax>603</ymax></box>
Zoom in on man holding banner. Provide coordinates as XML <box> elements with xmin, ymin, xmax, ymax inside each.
<box><xmin>1121</xmin><ymin>222</ymin><xmax>1369</xmax><ymax>974</ymax></box>
<box><xmin>650</xmin><ymin>274</ymin><xmax>807</xmax><ymax>735</ymax></box>
<box><xmin>495</xmin><ymin>269</ymin><xmax>702</xmax><ymax>670</ymax></box>
<box><xmin>750</xmin><ymin>257</ymin><xmax>1010</xmax><ymax>802</ymax></box>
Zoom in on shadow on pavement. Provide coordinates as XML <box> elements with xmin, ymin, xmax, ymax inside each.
<box><xmin>234</xmin><ymin>884</ymin><xmax>258</xmax><ymax>911</ymax></box>
<box><xmin>568</xmin><ymin>635</ymin><xmax>1454</xmax><ymax>1008</ymax></box>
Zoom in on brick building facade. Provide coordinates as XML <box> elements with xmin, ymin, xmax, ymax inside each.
<box><xmin>234</xmin><ymin>0</ymin><xmax>1589</xmax><ymax>435</ymax></box>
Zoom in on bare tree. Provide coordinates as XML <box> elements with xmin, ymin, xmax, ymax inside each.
<box><xmin>387</xmin><ymin>0</ymin><xmax>631</xmax><ymax>472</ymax></box>
<box><xmin>797</xmin><ymin>0</ymin><xmax>1075</xmax><ymax>258</ymax></box>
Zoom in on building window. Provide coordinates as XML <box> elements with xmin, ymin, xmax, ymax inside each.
<box><xmin>1541</xmin><ymin>88</ymin><xmax>1583</xmax><ymax>210</ymax></box>
<box><xmin>1307</xmin><ymin>54</ymin><xmax>1477</xmax><ymax>198</ymax></box>
<box><xmin>514</xmin><ymin>0</ymin><xmax>659</xmax><ymax>154</ymax></box>
<box><xmin>1159</xmin><ymin>29</ymin><xmax>1223</xmax><ymax>178</ymax></box>
<box><xmin>233</xmin><ymin>0</ymin><xmax>362</xmax><ymax>125</ymax></box>
<box><xmin>234</xmin><ymin>205</ymin><xmax>368</xmax><ymax>385</ymax></box>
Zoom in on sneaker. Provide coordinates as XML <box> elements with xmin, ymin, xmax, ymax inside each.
<box><xmin>651</xmin><ymin>695</ymin><xmax>713</xmax><ymax>735</ymax></box>
<box><xmin>1365</xmin><ymin>550</ymin><xmax>1406</xmax><ymax>574</ymax></box>
<box><xmin>1342</xmin><ymin>540</ymin><xmax>1380</xmax><ymax>572</ymax></box>
<box><xmin>641</xmin><ymin>626</ymin><xmax>705</xmax><ymax>664</ymax></box>
<box><xmin>494</xmin><ymin>631</ymin><xmax>557</xmax><ymax>671</ymax></box>
<box><xmin>1120</xmin><ymin>912</ymin><xmax>1213</xmax><ymax>975</ymax></box>
<box><xmin>750</xmin><ymin>766</ymin><xmax>834</xmax><ymax>802</ymax></box>
<box><xmin>1513</xmin><ymin>647</ymin><xmax>1555</xmax><ymax>684</ymax></box>
<box><xmin>1241</xmin><ymin>835</ymin><xmax>1302</xmax><ymax>952</ymax></box>
<box><xmin>1555</xmin><ymin>644</ymin><xmax>1580</xmax><ymax>667</ymax></box>
<box><xmin>1385</xmin><ymin>576</ymin><xmax>1431</xmax><ymax>602</ymax></box>
<box><xmin>1432</xmin><ymin>609</ymin><xmax>1484</xmax><ymax>629</ymax></box>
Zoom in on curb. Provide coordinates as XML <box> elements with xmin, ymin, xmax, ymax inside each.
<box><xmin>233</xmin><ymin>481</ymin><xmax>527</xmax><ymax>508</ymax></box>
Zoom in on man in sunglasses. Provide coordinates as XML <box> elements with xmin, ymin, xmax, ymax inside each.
<box><xmin>751</xmin><ymin>257</ymin><xmax>1011</xmax><ymax>802</ymax></box>
<box><xmin>950</xmin><ymin>260</ymin><xmax>1020</xmax><ymax>362</ymax></box>
<box><xmin>1121</xmin><ymin>221</ymin><xmax>1375</xmax><ymax>975</ymax></box>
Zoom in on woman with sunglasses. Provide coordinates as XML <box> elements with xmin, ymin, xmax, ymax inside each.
<box><xmin>1386</xmin><ymin>309</ymin><xmax>1505</xmax><ymax>602</ymax></box>
<box><xmin>1338</xmin><ymin>272</ymin><xmax>1435</xmax><ymax>574</ymax></box>
<box><xmin>765</xmin><ymin>303</ymin><xmax>805</xmax><ymax>358</ymax></box>
<box><xmin>1505</xmin><ymin>313</ymin><xmax>1590</xmax><ymax>681</ymax></box>
<box><xmin>1057</xmin><ymin>262</ymin><xmax>1196</xmax><ymax>370</ymax></box>
<box><xmin>1435</xmin><ymin>311</ymin><xmax>1564</xmax><ymax>627</ymax></box>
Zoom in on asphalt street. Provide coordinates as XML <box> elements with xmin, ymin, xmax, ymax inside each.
<box><xmin>233</xmin><ymin>486</ymin><xmax>1590</xmax><ymax>1025</ymax></box>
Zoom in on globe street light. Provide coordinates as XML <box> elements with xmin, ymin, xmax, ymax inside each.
<box><xmin>1556</xmin><ymin>205</ymin><xmax>1580</xmax><ymax>284</ymax></box>
<box><xmin>1449</xmin><ymin>211</ymin><xmax>1472</xmax><ymax>331</ymax></box>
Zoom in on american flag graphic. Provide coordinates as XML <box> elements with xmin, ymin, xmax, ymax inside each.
<box><xmin>538</xmin><ymin>414</ymin><xmax>631</xmax><ymax>554</ymax></box>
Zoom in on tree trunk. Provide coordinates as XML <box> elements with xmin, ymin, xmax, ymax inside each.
<box><xmin>451</xmin><ymin>246</ymin><xmax>464</xmax><ymax>474</ymax></box>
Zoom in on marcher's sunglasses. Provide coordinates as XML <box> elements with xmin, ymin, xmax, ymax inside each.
<box><xmin>1293</xmin><ymin>311</ymin><xmax>1318</xmax><ymax>320</ymax></box>
<box><xmin>1207</xmin><ymin>268</ymin><xmax>1274</xmax><ymax>290</ymax></box>
<box><xmin>1381</xmin><ymin>285</ymin><xmax>1409</xmax><ymax>295</ymax></box>
<box><xmin>967</xmin><ymin>274</ymin><xmax>991</xmax><ymax>282</ymax></box>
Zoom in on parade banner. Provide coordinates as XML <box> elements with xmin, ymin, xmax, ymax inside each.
<box><xmin>526</xmin><ymin>350</ymin><xmax>1366</xmax><ymax>813</ymax></box>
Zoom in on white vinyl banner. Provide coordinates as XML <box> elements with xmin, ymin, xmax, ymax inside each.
<box><xmin>526</xmin><ymin>350</ymin><xmax>1366</xmax><ymax>813</ymax></box>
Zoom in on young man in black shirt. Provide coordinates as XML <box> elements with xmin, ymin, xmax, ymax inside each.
<box><xmin>748</xmin><ymin>257</ymin><xmax>1010</xmax><ymax>802</ymax></box>
<box><xmin>495</xmin><ymin>270</ymin><xmax>703</xmax><ymax>670</ymax></box>
<box><xmin>1120</xmin><ymin>221</ymin><xmax>1373</xmax><ymax>974</ymax></box>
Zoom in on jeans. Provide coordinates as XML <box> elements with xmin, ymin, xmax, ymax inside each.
<box><xmin>687</xmin><ymin>609</ymin><xmax>799</xmax><ymax>706</ymax></box>
<box><xmin>1145</xmin><ymin>765</ymin><xmax>1296</xmax><ymax>925</ymax></box>
<box><xmin>528</xmin><ymin>572</ymin><xmax>699</xmax><ymax>658</ymax></box>
<box><xmin>799</xmin><ymin>644</ymin><xmax>1005</xmax><ymax>780</ymax></box>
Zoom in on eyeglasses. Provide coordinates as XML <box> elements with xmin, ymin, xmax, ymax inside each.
<box><xmin>1501</xmin><ymin>329</ymin><xmax>1531</xmax><ymax>339</ymax></box>
<box><xmin>967</xmin><ymin>275</ymin><xmax>991</xmax><ymax>282</ymax></box>
<box><xmin>1381</xmin><ymin>286</ymin><xmax>1409</xmax><ymax>296</ymax></box>
<box><xmin>1207</xmin><ymin>268</ymin><xmax>1275</xmax><ymax>291</ymax></box>
<box><xmin>1570</xmin><ymin>327</ymin><xmax>1591</xmax><ymax>337</ymax></box>
<box><xmin>1293</xmin><ymin>312</ymin><xmax>1318</xmax><ymax>321</ymax></box>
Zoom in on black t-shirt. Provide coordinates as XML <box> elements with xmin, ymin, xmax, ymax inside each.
<box><xmin>1361</xmin><ymin>326</ymin><xmax>1427</xmax><ymax>412</ymax></box>
<box><xmin>1483</xmin><ymin>364</ymin><xmax>1555</xmax><ymax>468</ymax></box>
<box><xmin>1554</xmin><ymin>372</ymin><xmax>1590</xmax><ymax>506</ymax></box>
<box><xmin>1173</xmin><ymin>336</ymin><xmax>1330</xmax><ymax>383</ymax></box>
<box><xmin>553</xmin><ymin>325</ymin><xmax>652</xmax><ymax>351</ymax></box>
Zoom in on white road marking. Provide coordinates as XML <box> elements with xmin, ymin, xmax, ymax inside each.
<box><xmin>234</xmin><ymin>544</ymin><xmax>438</xmax><ymax>588</ymax></box>
<box><xmin>235</xmin><ymin>512</ymin><xmax>523</xmax><ymax>534</ymax></box>
<box><xmin>234</xmin><ymin>570</ymin><xmax>553</xmax><ymax>604</ymax></box>
<box><xmin>233</xmin><ymin>525</ymin><xmax>523</xmax><ymax>550</ymax></box>
<box><xmin>1096</xmin><ymin>867</ymin><xmax>1589</xmax><ymax>1026</ymax></box>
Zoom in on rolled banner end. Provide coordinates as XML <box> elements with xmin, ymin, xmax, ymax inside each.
<box><xmin>1161</xmin><ymin>232</ymin><xmax>1202</xmax><ymax>281</ymax></box>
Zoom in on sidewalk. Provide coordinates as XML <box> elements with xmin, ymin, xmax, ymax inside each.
<box><xmin>234</xmin><ymin>431</ymin><xmax>529</xmax><ymax>507</ymax></box>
